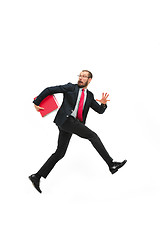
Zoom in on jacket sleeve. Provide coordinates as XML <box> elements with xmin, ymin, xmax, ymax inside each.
<box><xmin>33</xmin><ymin>82</ymin><xmax>74</xmax><ymax>106</ymax></box>
<box><xmin>90</xmin><ymin>95</ymin><xmax>107</xmax><ymax>114</ymax></box>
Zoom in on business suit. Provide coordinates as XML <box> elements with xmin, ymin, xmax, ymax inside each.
<box><xmin>33</xmin><ymin>82</ymin><xmax>107</xmax><ymax>126</ymax></box>
<box><xmin>33</xmin><ymin>82</ymin><xmax>113</xmax><ymax>178</ymax></box>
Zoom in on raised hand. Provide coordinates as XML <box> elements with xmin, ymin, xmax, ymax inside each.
<box><xmin>96</xmin><ymin>93</ymin><xmax>110</xmax><ymax>104</ymax></box>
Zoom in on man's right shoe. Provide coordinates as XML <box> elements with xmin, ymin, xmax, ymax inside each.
<box><xmin>109</xmin><ymin>160</ymin><xmax>127</xmax><ymax>174</ymax></box>
<box><xmin>29</xmin><ymin>174</ymin><xmax>42</xmax><ymax>193</ymax></box>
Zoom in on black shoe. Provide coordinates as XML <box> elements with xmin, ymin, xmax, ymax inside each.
<box><xmin>109</xmin><ymin>160</ymin><xmax>127</xmax><ymax>174</ymax></box>
<box><xmin>29</xmin><ymin>174</ymin><xmax>42</xmax><ymax>193</ymax></box>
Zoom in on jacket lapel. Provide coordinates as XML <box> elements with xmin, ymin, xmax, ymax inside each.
<box><xmin>83</xmin><ymin>89</ymin><xmax>91</xmax><ymax>114</ymax></box>
<box><xmin>72</xmin><ymin>84</ymin><xmax>80</xmax><ymax>109</ymax></box>
<box><xmin>74</xmin><ymin>84</ymin><xmax>79</xmax><ymax>99</ymax></box>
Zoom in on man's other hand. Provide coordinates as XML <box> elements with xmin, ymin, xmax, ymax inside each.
<box><xmin>96</xmin><ymin>93</ymin><xmax>110</xmax><ymax>104</ymax></box>
<box><xmin>34</xmin><ymin>104</ymin><xmax>44</xmax><ymax>112</ymax></box>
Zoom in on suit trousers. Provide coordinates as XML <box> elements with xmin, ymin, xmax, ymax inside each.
<box><xmin>37</xmin><ymin>116</ymin><xmax>113</xmax><ymax>178</ymax></box>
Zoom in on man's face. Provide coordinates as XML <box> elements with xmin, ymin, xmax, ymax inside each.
<box><xmin>78</xmin><ymin>71</ymin><xmax>91</xmax><ymax>88</ymax></box>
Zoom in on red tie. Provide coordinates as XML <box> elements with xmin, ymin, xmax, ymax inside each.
<box><xmin>77</xmin><ymin>89</ymin><xmax>85</xmax><ymax>122</ymax></box>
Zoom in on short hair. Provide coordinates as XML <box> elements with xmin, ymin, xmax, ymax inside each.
<box><xmin>82</xmin><ymin>70</ymin><xmax>93</xmax><ymax>79</ymax></box>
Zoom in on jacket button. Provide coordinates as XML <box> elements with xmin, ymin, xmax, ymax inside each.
<box><xmin>66</xmin><ymin>115</ymin><xmax>69</xmax><ymax>117</ymax></box>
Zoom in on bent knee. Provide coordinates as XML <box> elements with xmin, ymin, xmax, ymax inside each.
<box><xmin>54</xmin><ymin>149</ymin><xmax>67</xmax><ymax>160</ymax></box>
<box><xmin>88</xmin><ymin>131</ymin><xmax>99</xmax><ymax>141</ymax></box>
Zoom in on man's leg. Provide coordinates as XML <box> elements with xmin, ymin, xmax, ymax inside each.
<box><xmin>37</xmin><ymin>128</ymin><xmax>72</xmax><ymax>178</ymax></box>
<box><xmin>60</xmin><ymin>117</ymin><xmax>113</xmax><ymax>167</ymax></box>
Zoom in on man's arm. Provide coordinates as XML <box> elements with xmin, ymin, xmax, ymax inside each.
<box><xmin>91</xmin><ymin>92</ymin><xmax>110</xmax><ymax>114</ymax></box>
<box><xmin>33</xmin><ymin>82</ymin><xmax>74</xmax><ymax>106</ymax></box>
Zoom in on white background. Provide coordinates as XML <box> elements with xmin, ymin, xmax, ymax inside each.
<box><xmin>0</xmin><ymin>0</ymin><xmax>160</xmax><ymax>239</ymax></box>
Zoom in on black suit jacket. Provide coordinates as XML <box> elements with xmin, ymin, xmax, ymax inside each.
<box><xmin>33</xmin><ymin>83</ymin><xmax>107</xmax><ymax>126</ymax></box>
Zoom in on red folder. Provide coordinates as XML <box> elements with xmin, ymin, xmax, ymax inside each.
<box><xmin>34</xmin><ymin>95</ymin><xmax>59</xmax><ymax>117</ymax></box>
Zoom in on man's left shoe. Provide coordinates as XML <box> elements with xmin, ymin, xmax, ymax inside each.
<box><xmin>29</xmin><ymin>174</ymin><xmax>42</xmax><ymax>193</ymax></box>
<box><xmin>109</xmin><ymin>160</ymin><xmax>127</xmax><ymax>174</ymax></box>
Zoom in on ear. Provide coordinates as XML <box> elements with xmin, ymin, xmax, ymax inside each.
<box><xmin>88</xmin><ymin>78</ymin><xmax>92</xmax><ymax>84</ymax></box>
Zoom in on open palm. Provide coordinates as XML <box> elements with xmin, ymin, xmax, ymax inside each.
<box><xmin>96</xmin><ymin>93</ymin><xmax>110</xmax><ymax>104</ymax></box>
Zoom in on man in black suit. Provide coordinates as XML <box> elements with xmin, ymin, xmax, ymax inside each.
<box><xmin>29</xmin><ymin>70</ymin><xmax>127</xmax><ymax>193</ymax></box>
